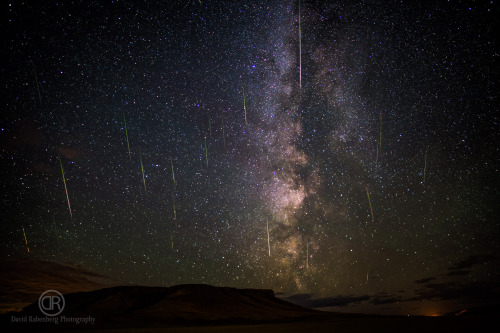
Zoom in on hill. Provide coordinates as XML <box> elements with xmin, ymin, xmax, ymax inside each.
<box><xmin>5</xmin><ymin>284</ymin><xmax>322</xmax><ymax>330</ymax></box>
<box><xmin>0</xmin><ymin>258</ymin><xmax>114</xmax><ymax>314</ymax></box>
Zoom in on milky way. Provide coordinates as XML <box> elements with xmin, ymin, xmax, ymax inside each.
<box><xmin>2</xmin><ymin>0</ymin><xmax>498</xmax><ymax>315</ymax></box>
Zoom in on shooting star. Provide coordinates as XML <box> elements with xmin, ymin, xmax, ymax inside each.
<box><xmin>365</xmin><ymin>187</ymin><xmax>374</xmax><ymax>222</ymax></box>
<box><xmin>140</xmin><ymin>154</ymin><xmax>147</xmax><ymax>194</ymax></box>
<box><xmin>423</xmin><ymin>147</ymin><xmax>428</xmax><ymax>182</ymax></box>
<box><xmin>242</xmin><ymin>83</ymin><xmax>247</xmax><ymax>125</ymax></box>
<box><xmin>266</xmin><ymin>218</ymin><xmax>271</xmax><ymax>257</ymax></box>
<box><xmin>123</xmin><ymin>113</ymin><xmax>131</xmax><ymax>159</ymax></box>
<box><xmin>59</xmin><ymin>158</ymin><xmax>72</xmax><ymax>218</ymax></box>
<box><xmin>222</xmin><ymin>114</ymin><xmax>226</xmax><ymax>149</ymax></box>
<box><xmin>376</xmin><ymin>110</ymin><xmax>382</xmax><ymax>165</ymax></box>
<box><xmin>172</xmin><ymin>193</ymin><xmax>177</xmax><ymax>223</ymax></box>
<box><xmin>31</xmin><ymin>60</ymin><xmax>42</xmax><ymax>107</ymax></box>
<box><xmin>171</xmin><ymin>158</ymin><xmax>176</xmax><ymax>188</ymax></box>
<box><xmin>306</xmin><ymin>240</ymin><xmax>309</xmax><ymax>269</ymax></box>
<box><xmin>21</xmin><ymin>224</ymin><xmax>30</xmax><ymax>253</ymax></box>
<box><xmin>171</xmin><ymin>193</ymin><xmax>178</xmax><ymax>228</ymax></box>
<box><xmin>204</xmin><ymin>137</ymin><xmax>208</xmax><ymax>167</ymax></box>
<box><xmin>171</xmin><ymin>234</ymin><xmax>174</xmax><ymax>250</ymax></box>
<box><xmin>298</xmin><ymin>0</ymin><xmax>302</xmax><ymax>89</ymax></box>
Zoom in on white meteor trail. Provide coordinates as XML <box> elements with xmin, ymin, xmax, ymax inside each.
<box><xmin>298</xmin><ymin>0</ymin><xmax>302</xmax><ymax>89</ymax></box>
<box><xmin>59</xmin><ymin>158</ymin><xmax>72</xmax><ymax>218</ymax></box>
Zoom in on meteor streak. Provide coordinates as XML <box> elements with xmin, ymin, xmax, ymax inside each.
<box><xmin>222</xmin><ymin>115</ymin><xmax>226</xmax><ymax>149</ymax></box>
<box><xmin>298</xmin><ymin>0</ymin><xmax>302</xmax><ymax>89</ymax></box>
<box><xmin>172</xmin><ymin>193</ymin><xmax>177</xmax><ymax>223</ymax></box>
<box><xmin>242</xmin><ymin>83</ymin><xmax>247</xmax><ymax>125</ymax></box>
<box><xmin>423</xmin><ymin>147</ymin><xmax>428</xmax><ymax>182</ymax></box>
<box><xmin>31</xmin><ymin>60</ymin><xmax>42</xmax><ymax>107</ymax></box>
<box><xmin>365</xmin><ymin>187</ymin><xmax>374</xmax><ymax>222</ymax></box>
<box><xmin>123</xmin><ymin>113</ymin><xmax>131</xmax><ymax>159</ymax></box>
<box><xmin>266</xmin><ymin>218</ymin><xmax>271</xmax><ymax>257</ymax></box>
<box><xmin>21</xmin><ymin>224</ymin><xmax>29</xmax><ymax>253</ymax></box>
<box><xmin>376</xmin><ymin>111</ymin><xmax>382</xmax><ymax>165</ymax></box>
<box><xmin>171</xmin><ymin>158</ymin><xmax>176</xmax><ymax>188</ymax></box>
<box><xmin>140</xmin><ymin>154</ymin><xmax>147</xmax><ymax>194</ymax></box>
<box><xmin>204</xmin><ymin>137</ymin><xmax>208</xmax><ymax>167</ymax></box>
<box><xmin>306</xmin><ymin>240</ymin><xmax>309</xmax><ymax>269</ymax></box>
<box><xmin>59</xmin><ymin>158</ymin><xmax>72</xmax><ymax>218</ymax></box>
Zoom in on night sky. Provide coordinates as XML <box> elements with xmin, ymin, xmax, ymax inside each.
<box><xmin>2</xmin><ymin>0</ymin><xmax>499</xmax><ymax>316</ymax></box>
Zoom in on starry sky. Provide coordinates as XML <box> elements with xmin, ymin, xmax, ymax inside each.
<box><xmin>2</xmin><ymin>0</ymin><xmax>499</xmax><ymax>316</ymax></box>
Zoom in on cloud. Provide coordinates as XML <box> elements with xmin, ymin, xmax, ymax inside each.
<box><xmin>442</xmin><ymin>254</ymin><xmax>497</xmax><ymax>280</ymax></box>
<box><xmin>410</xmin><ymin>280</ymin><xmax>500</xmax><ymax>303</ymax></box>
<box><xmin>447</xmin><ymin>270</ymin><xmax>470</xmax><ymax>276</ymax></box>
<box><xmin>414</xmin><ymin>277</ymin><xmax>436</xmax><ymax>284</ymax></box>
<box><xmin>449</xmin><ymin>255</ymin><xmax>496</xmax><ymax>271</ymax></box>
<box><xmin>370</xmin><ymin>296</ymin><xmax>401</xmax><ymax>305</ymax></box>
<box><xmin>284</xmin><ymin>293</ymin><xmax>370</xmax><ymax>308</ymax></box>
<box><xmin>401</xmin><ymin>255</ymin><xmax>500</xmax><ymax>306</ymax></box>
<box><xmin>285</xmin><ymin>293</ymin><xmax>314</xmax><ymax>302</ymax></box>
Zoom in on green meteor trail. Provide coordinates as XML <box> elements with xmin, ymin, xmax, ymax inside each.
<box><xmin>172</xmin><ymin>193</ymin><xmax>177</xmax><ymax>224</ymax></box>
<box><xmin>140</xmin><ymin>154</ymin><xmax>147</xmax><ymax>194</ymax></box>
<box><xmin>365</xmin><ymin>187</ymin><xmax>374</xmax><ymax>222</ymax></box>
<box><xmin>123</xmin><ymin>113</ymin><xmax>131</xmax><ymax>159</ymax></box>
<box><xmin>21</xmin><ymin>224</ymin><xmax>29</xmax><ymax>253</ymax></box>
<box><xmin>171</xmin><ymin>158</ymin><xmax>176</xmax><ymax>188</ymax></box>
<box><xmin>59</xmin><ymin>158</ymin><xmax>72</xmax><ymax>218</ymax></box>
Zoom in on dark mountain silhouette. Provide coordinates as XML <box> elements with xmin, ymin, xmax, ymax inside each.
<box><xmin>5</xmin><ymin>284</ymin><xmax>323</xmax><ymax>330</ymax></box>
<box><xmin>0</xmin><ymin>258</ymin><xmax>116</xmax><ymax>314</ymax></box>
<box><xmin>3</xmin><ymin>284</ymin><xmax>498</xmax><ymax>332</ymax></box>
